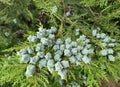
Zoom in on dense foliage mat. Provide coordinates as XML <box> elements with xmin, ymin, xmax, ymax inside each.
<box><xmin>0</xmin><ymin>0</ymin><xmax>120</xmax><ymax>87</ymax></box>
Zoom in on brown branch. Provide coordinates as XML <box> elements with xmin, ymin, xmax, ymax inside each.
<box><xmin>0</xmin><ymin>7</ymin><xmax>8</xmax><ymax>14</ymax></box>
<box><xmin>88</xmin><ymin>6</ymin><xmax>95</xmax><ymax>17</ymax></box>
<box><xmin>56</xmin><ymin>0</ymin><xmax>66</xmax><ymax>38</ymax></box>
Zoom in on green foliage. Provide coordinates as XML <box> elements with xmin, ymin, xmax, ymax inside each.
<box><xmin>0</xmin><ymin>0</ymin><xmax>39</xmax><ymax>50</ymax></box>
<box><xmin>0</xmin><ymin>0</ymin><xmax>120</xmax><ymax>87</ymax></box>
<box><xmin>80</xmin><ymin>0</ymin><xmax>108</xmax><ymax>7</ymax></box>
<box><xmin>0</xmin><ymin>57</ymin><xmax>49</xmax><ymax>87</ymax></box>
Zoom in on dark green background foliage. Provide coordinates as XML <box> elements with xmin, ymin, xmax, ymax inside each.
<box><xmin>0</xmin><ymin>0</ymin><xmax>120</xmax><ymax>87</ymax></box>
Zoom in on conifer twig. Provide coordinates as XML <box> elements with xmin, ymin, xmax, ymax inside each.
<box><xmin>88</xmin><ymin>6</ymin><xmax>95</xmax><ymax>17</ymax></box>
<box><xmin>56</xmin><ymin>0</ymin><xmax>66</xmax><ymax>38</ymax></box>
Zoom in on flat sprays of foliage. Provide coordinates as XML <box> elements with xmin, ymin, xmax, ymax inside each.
<box><xmin>0</xmin><ymin>0</ymin><xmax>120</xmax><ymax>87</ymax></box>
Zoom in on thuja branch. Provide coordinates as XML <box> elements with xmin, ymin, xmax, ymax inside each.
<box><xmin>65</xmin><ymin>17</ymin><xmax>103</xmax><ymax>49</ymax></box>
<box><xmin>88</xmin><ymin>6</ymin><xmax>95</xmax><ymax>17</ymax></box>
<box><xmin>56</xmin><ymin>0</ymin><xmax>66</xmax><ymax>38</ymax></box>
<box><xmin>0</xmin><ymin>7</ymin><xmax>8</xmax><ymax>14</ymax></box>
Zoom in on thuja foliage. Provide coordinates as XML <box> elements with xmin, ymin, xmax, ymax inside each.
<box><xmin>0</xmin><ymin>0</ymin><xmax>38</xmax><ymax>50</ymax></box>
<box><xmin>0</xmin><ymin>0</ymin><xmax>120</xmax><ymax>87</ymax></box>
